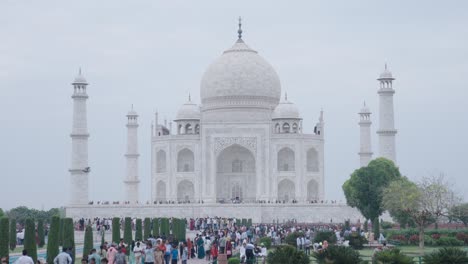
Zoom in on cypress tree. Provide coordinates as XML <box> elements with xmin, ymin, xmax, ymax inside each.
<box><xmin>143</xmin><ymin>218</ymin><xmax>151</xmax><ymax>240</ymax></box>
<box><xmin>23</xmin><ymin>218</ymin><xmax>37</xmax><ymax>263</ymax></box>
<box><xmin>172</xmin><ymin>219</ymin><xmax>179</xmax><ymax>242</ymax></box>
<box><xmin>9</xmin><ymin>218</ymin><xmax>16</xmax><ymax>251</ymax></box>
<box><xmin>160</xmin><ymin>218</ymin><xmax>169</xmax><ymax>238</ymax></box>
<box><xmin>62</xmin><ymin>218</ymin><xmax>75</xmax><ymax>262</ymax></box>
<box><xmin>247</xmin><ymin>219</ymin><xmax>252</xmax><ymax>228</ymax></box>
<box><xmin>37</xmin><ymin>219</ymin><xmax>45</xmax><ymax>248</ymax></box>
<box><xmin>123</xmin><ymin>218</ymin><xmax>132</xmax><ymax>256</ymax></box>
<box><xmin>236</xmin><ymin>219</ymin><xmax>241</xmax><ymax>228</ymax></box>
<box><xmin>46</xmin><ymin>216</ymin><xmax>60</xmax><ymax>264</ymax></box>
<box><xmin>180</xmin><ymin>219</ymin><xmax>186</xmax><ymax>242</ymax></box>
<box><xmin>112</xmin><ymin>218</ymin><xmax>120</xmax><ymax>244</ymax></box>
<box><xmin>58</xmin><ymin>218</ymin><xmax>64</xmax><ymax>247</ymax></box>
<box><xmin>135</xmin><ymin>219</ymin><xmax>142</xmax><ymax>241</ymax></box>
<box><xmin>152</xmin><ymin>218</ymin><xmax>159</xmax><ymax>237</ymax></box>
<box><xmin>241</xmin><ymin>218</ymin><xmax>247</xmax><ymax>227</ymax></box>
<box><xmin>100</xmin><ymin>229</ymin><xmax>105</xmax><ymax>246</ymax></box>
<box><xmin>83</xmin><ymin>225</ymin><xmax>93</xmax><ymax>259</ymax></box>
<box><xmin>0</xmin><ymin>217</ymin><xmax>9</xmax><ymax>260</ymax></box>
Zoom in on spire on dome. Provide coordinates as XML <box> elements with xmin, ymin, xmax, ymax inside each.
<box><xmin>237</xmin><ymin>16</ymin><xmax>243</xmax><ymax>40</ymax></box>
<box><xmin>72</xmin><ymin>67</ymin><xmax>88</xmax><ymax>85</ymax></box>
<box><xmin>188</xmin><ymin>93</ymin><xmax>191</xmax><ymax>102</ymax></box>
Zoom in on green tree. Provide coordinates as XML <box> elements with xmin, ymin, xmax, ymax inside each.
<box><xmin>0</xmin><ymin>217</ymin><xmax>9</xmax><ymax>260</ymax></box>
<box><xmin>23</xmin><ymin>218</ymin><xmax>38</xmax><ymax>263</ymax></box>
<box><xmin>143</xmin><ymin>218</ymin><xmax>151</xmax><ymax>240</ymax></box>
<box><xmin>343</xmin><ymin>158</ymin><xmax>402</xmax><ymax>236</ymax></box>
<box><xmin>152</xmin><ymin>218</ymin><xmax>159</xmax><ymax>237</ymax></box>
<box><xmin>37</xmin><ymin>219</ymin><xmax>45</xmax><ymax>248</ymax></box>
<box><xmin>46</xmin><ymin>216</ymin><xmax>60</xmax><ymax>264</ymax></box>
<box><xmin>9</xmin><ymin>218</ymin><xmax>16</xmax><ymax>251</ymax></box>
<box><xmin>7</xmin><ymin>206</ymin><xmax>60</xmax><ymax>225</ymax></box>
<box><xmin>160</xmin><ymin>218</ymin><xmax>169</xmax><ymax>237</ymax></box>
<box><xmin>83</xmin><ymin>225</ymin><xmax>93</xmax><ymax>258</ymax></box>
<box><xmin>383</xmin><ymin>178</ymin><xmax>434</xmax><ymax>249</ymax></box>
<box><xmin>58</xmin><ymin>218</ymin><xmax>64</xmax><ymax>247</ymax></box>
<box><xmin>62</xmin><ymin>218</ymin><xmax>75</xmax><ymax>261</ymax></box>
<box><xmin>135</xmin><ymin>219</ymin><xmax>142</xmax><ymax>241</ymax></box>
<box><xmin>123</xmin><ymin>217</ymin><xmax>132</xmax><ymax>255</ymax></box>
<box><xmin>449</xmin><ymin>203</ymin><xmax>468</xmax><ymax>227</ymax></box>
<box><xmin>112</xmin><ymin>218</ymin><xmax>120</xmax><ymax>244</ymax></box>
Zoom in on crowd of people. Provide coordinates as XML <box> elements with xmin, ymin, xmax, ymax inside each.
<box><xmin>86</xmin><ymin>200</ymin><xmax>345</xmax><ymax>206</ymax></box>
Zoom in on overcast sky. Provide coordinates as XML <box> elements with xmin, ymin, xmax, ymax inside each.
<box><xmin>1</xmin><ymin>1</ymin><xmax>467</xmax><ymax>210</ymax></box>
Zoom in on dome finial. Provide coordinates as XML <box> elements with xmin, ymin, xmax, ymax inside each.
<box><xmin>385</xmin><ymin>63</ymin><xmax>388</xmax><ymax>70</ymax></box>
<box><xmin>79</xmin><ymin>67</ymin><xmax>82</xmax><ymax>75</ymax></box>
<box><xmin>238</xmin><ymin>16</ymin><xmax>243</xmax><ymax>40</ymax></box>
<box><xmin>188</xmin><ymin>93</ymin><xmax>191</xmax><ymax>102</ymax></box>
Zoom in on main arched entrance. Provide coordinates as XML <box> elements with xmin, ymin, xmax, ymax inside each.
<box><xmin>216</xmin><ymin>144</ymin><xmax>256</xmax><ymax>203</ymax></box>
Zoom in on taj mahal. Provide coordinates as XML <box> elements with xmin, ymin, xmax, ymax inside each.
<box><xmin>65</xmin><ymin>20</ymin><xmax>397</xmax><ymax>222</ymax></box>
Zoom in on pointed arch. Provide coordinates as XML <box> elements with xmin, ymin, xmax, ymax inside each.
<box><xmin>156</xmin><ymin>180</ymin><xmax>166</xmax><ymax>201</ymax></box>
<box><xmin>306</xmin><ymin>148</ymin><xmax>319</xmax><ymax>172</ymax></box>
<box><xmin>278</xmin><ymin>179</ymin><xmax>295</xmax><ymax>202</ymax></box>
<box><xmin>307</xmin><ymin>179</ymin><xmax>319</xmax><ymax>201</ymax></box>
<box><xmin>282</xmin><ymin>123</ymin><xmax>290</xmax><ymax>133</ymax></box>
<box><xmin>292</xmin><ymin>123</ymin><xmax>298</xmax><ymax>133</ymax></box>
<box><xmin>177</xmin><ymin>180</ymin><xmax>194</xmax><ymax>202</ymax></box>
<box><xmin>177</xmin><ymin>148</ymin><xmax>194</xmax><ymax>172</ymax></box>
<box><xmin>278</xmin><ymin>147</ymin><xmax>295</xmax><ymax>172</ymax></box>
<box><xmin>156</xmin><ymin>149</ymin><xmax>166</xmax><ymax>173</ymax></box>
<box><xmin>275</xmin><ymin>123</ymin><xmax>280</xmax><ymax>133</ymax></box>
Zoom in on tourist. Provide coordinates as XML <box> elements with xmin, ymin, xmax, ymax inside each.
<box><xmin>1</xmin><ymin>257</ymin><xmax>8</xmax><ymax>264</ymax></box>
<box><xmin>304</xmin><ymin>237</ymin><xmax>311</xmax><ymax>255</ymax></box>
<box><xmin>133</xmin><ymin>241</ymin><xmax>144</xmax><ymax>264</ymax></box>
<box><xmin>54</xmin><ymin>248</ymin><xmax>73</xmax><ymax>264</ymax></box>
<box><xmin>211</xmin><ymin>242</ymin><xmax>218</xmax><ymax>263</ymax></box>
<box><xmin>154</xmin><ymin>240</ymin><xmax>164</xmax><ymax>264</ymax></box>
<box><xmin>196</xmin><ymin>236</ymin><xmax>205</xmax><ymax>259</ymax></box>
<box><xmin>16</xmin><ymin>250</ymin><xmax>34</xmax><ymax>264</ymax></box>
<box><xmin>89</xmin><ymin>249</ymin><xmax>101</xmax><ymax>264</ymax></box>
<box><xmin>100</xmin><ymin>245</ymin><xmax>108</xmax><ymax>259</ymax></box>
<box><xmin>218</xmin><ymin>233</ymin><xmax>226</xmax><ymax>254</ymax></box>
<box><xmin>239</xmin><ymin>241</ymin><xmax>246</xmax><ymax>263</ymax></box>
<box><xmin>170</xmin><ymin>244</ymin><xmax>178</xmax><ymax>264</ymax></box>
<box><xmin>144</xmin><ymin>242</ymin><xmax>154</xmax><ymax>264</ymax></box>
<box><xmin>101</xmin><ymin>258</ymin><xmax>108</xmax><ymax>264</ymax></box>
<box><xmin>204</xmin><ymin>236</ymin><xmax>212</xmax><ymax>261</ymax></box>
<box><xmin>186</xmin><ymin>238</ymin><xmax>193</xmax><ymax>259</ymax></box>
<box><xmin>163</xmin><ymin>240</ymin><xmax>172</xmax><ymax>264</ymax></box>
<box><xmin>180</xmin><ymin>242</ymin><xmax>188</xmax><ymax>264</ymax></box>
<box><xmin>114</xmin><ymin>247</ymin><xmax>126</xmax><ymax>264</ymax></box>
<box><xmin>107</xmin><ymin>244</ymin><xmax>117</xmax><ymax>264</ymax></box>
<box><xmin>81</xmin><ymin>259</ymin><xmax>88</xmax><ymax>264</ymax></box>
<box><xmin>225</xmin><ymin>238</ymin><xmax>233</xmax><ymax>259</ymax></box>
<box><xmin>67</xmin><ymin>247</ymin><xmax>75</xmax><ymax>264</ymax></box>
<box><xmin>245</xmin><ymin>242</ymin><xmax>255</xmax><ymax>263</ymax></box>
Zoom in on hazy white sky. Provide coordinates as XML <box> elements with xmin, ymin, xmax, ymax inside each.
<box><xmin>1</xmin><ymin>0</ymin><xmax>467</xmax><ymax>210</ymax></box>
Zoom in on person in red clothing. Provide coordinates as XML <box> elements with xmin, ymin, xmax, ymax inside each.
<box><xmin>211</xmin><ymin>242</ymin><xmax>218</xmax><ymax>264</ymax></box>
<box><xmin>225</xmin><ymin>238</ymin><xmax>233</xmax><ymax>259</ymax></box>
<box><xmin>186</xmin><ymin>239</ymin><xmax>192</xmax><ymax>259</ymax></box>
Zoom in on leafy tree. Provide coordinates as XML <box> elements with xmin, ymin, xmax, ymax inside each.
<box><xmin>267</xmin><ymin>245</ymin><xmax>310</xmax><ymax>264</ymax></box>
<box><xmin>0</xmin><ymin>209</ymin><xmax>4</xmax><ymax>218</ymax></box>
<box><xmin>62</xmin><ymin>218</ymin><xmax>75</xmax><ymax>262</ymax></box>
<box><xmin>135</xmin><ymin>219</ymin><xmax>142</xmax><ymax>241</ymax></box>
<box><xmin>143</xmin><ymin>218</ymin><xmax>151</xmax><ymax>240</ymax></box>
<box><xmin>123</xmin><ymin>218</ymin><xmax>132</xmax><ymax>255</ymax></box>
<box><xmin>111</xmin><ymin>218</ymin><xmax>120</xmax><ymax>243</ymax></box>
<box><xmin>46</xmin><ymin>216</ymin><xmax>60</xmax><ymax>264</ymax></box>
<box><xmin>23</xmin><ymin>218</ymin><xmax>37</xmax><ymax>263</ymax></box>
<box><xmin>383</xmin><ymin>178</ymin><xmax>435</xmax><ymax>249</ymax></box>
<box><xmin>9</xmin><ymin>218</ymin><xmax>16</xmax><ymax>251</ymax></box>
<box><xmin>449</xmin><ymin>203</ymin><xmax>468</xmax><ymax>227</ymax></box>
<box><xmin>83</xmin><ymin>225</ymin><xmax>93</xmax><ymax>258</ymax></box>
<box><xmin>37</xmin><ymin>219</ymin><xmax>45</xmax><ymax>248</ymax></box>
<box><xmin>7</xmin><ymin>206</ymin><xmax>60</xmax><ymax>225</ymax></box>
<box><xmin>152</xmin><ymin>218</ymin><xmax>159</xmax><ymax>237</ymax></box>
<box><xmin>0</xmin><ymin>217</ymin><xmax>9</xmax><ymax>260</ymax></box>
<box><xmin>343</xmin><ymin>158</ymin><xmax>402</xmax><ymax>236</ymax></box>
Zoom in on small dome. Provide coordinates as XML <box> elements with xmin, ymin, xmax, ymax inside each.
<box><xmin>200</xmin><ymin>39</ymin><xmax>281</xmax><ymax>109</ymax></box>
<box><xmin>378</xmin><ymin>64</ymin><xmax>394</xmax><ymax>80</ymax></box>
<box><xmin>359</xmin><ymin>102</ymin><xmax>371</xmax><ymax>114</ymax></box>
<box><xmin>127</xmin><ymin>110</ymin><xmax>138</xmax><ymax>116</ymax></box>
<box><xmin>175</xmin><ymin>98</ymin><xmax>200</xmax><ymax>121</ymax></box>
<box><xmin>72</xmin><ymin>68</ymin><xmax>88</xmax><ymax>84</ymax></box>
<box><xmin>272</xmin><ymin>95</ymin><xmax>300</xmax><ymax>119</ymax></box>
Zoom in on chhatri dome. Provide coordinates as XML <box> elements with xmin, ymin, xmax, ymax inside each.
<box><xmin>200</xmin><ymin>18</ymin><xmax>281</xmax><ymax>111</ymax></box>
<box><xmin>272</xmin><ymin>93</ymin><xmax>301</xmax><ymax>119</ymax></box>
<box><xmin>175</xmin><ymin>95</ymin><xmax>201</xmax><ymax>121</ymax></box>
<box><xmin>378</xmin><ymin>63</ymin><xmax>394</xmax><ymax>80</ymax></box>
<box><xmin>72</xmin><ymin>68</ymin><xmax>88</xmax><ymax>84</ymax></box>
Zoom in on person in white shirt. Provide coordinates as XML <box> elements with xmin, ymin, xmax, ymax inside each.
<box><xmin>296</xmin><ymin>236</ymin><xmax>302</xmax><ymax>250</ymax></box>
<box><xmin>54</xmin><ymin>248</ymin><xmax>72</xmax><ymax>264</ymax></box>
<box><xmin>133</xmin><ymin>241</ymin><xmax>144</xmax><ymax>264</ymax></box>
<box><xmin>16</xmin><ymin>250</ymin><xmax>34</xmax><ymax>264</ymax></box>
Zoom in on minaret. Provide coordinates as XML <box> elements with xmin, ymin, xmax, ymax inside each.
<box><xmin>377</xmin><ymin>64</ymin><xmax>397</xmax><ymax>163</ymax></box>
<box><xmin>124</xmin><ymin>105</ymin><xmax>140</xmax><ymax>203</ymax></box>
<box><xmin>358</xmin><ymin>102</ymin><xmax>373</xmax><ymax>167</ymax></box>
<box><xmin>69</xmin><ymin>68</ymin><xmax>90</xmax><ymax>205</ymax></box>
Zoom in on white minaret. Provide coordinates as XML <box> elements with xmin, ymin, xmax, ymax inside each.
<box><xmin>124</xmin><ymin>105</ymin><xmax>140</xmax><ymax>203</ymax></box>
<box><xmin>358</xmin><ymin>102</ymin><xmax>373</xmax><ymax>167</ymax></box>
<box><xmin>377</xmin><ymin>64</ymin><xmax>397</xmax><ymax>163</ymax></box>
<box><xmin>69</xmin><ymin>69</ymin><xmax>90</xmax><ymax>205</ymax></box>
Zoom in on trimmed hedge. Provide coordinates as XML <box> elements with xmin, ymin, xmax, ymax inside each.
<box><xmin>374</xmin><ymin>248</ymin><xmax>413</xmax><ymax>264</ymax></box>
<box><xmin>62</xmin><ymin>218</ymin><xmax>75</xmax><ymax>262</ymax></box>
<box><xmin>259</xmin><ymin>237</ymin><xmax>272</xmax><ymax>249</ymax></box>
<box><xmin>268</xmin><ymin>245</ymin><xmax>309</xmax><ymax>264</ymax></box>
<box><xmin>46</xmin><ymin>216</ymin><xmax>60</xmax><ymax>264</ymax></box>
<box><xmin>83</xmin><ymin>225</ymin><xmax>93</xmax><ymax>258</ymax></box>
<box><xmin>227</xmin><ymin>257</ymin><xmax>240</xmax><ymax>264</ymax></box>
<box><xmin>143</xmin><ymin>218</ymin><xmax>151</xmax><ymax>240</ymax></box>
<box><xmin>135</xmin><ymin>219</ymin><xmax>142</xmax><ymax>241</ymax></box>
<box><xmin>314</xmin><ymin>231</ymin><xmax>337</xmax><ymax>244</ymax></box>
<box><xmin>160</xmin><ymin>218</ymin><xmax>169</xmax><ymax>237</ymax></box>
<box><xmin>123</xmin><ymin>217</ymin><xmax>132</xmax><ymax>255</ymax></box>
<box><xmin>386</xmin><ymin>228</ymin><xmax>468</xmax><ymax>246</ymax></box>
<box><xmin>37</xmin><ymin>219</ymin><xmax>45</xmax><ymax>248</ymax></box>
<box><xmin>0</xmin><ymin>217</ymin><xmax>9</xmax><ymax>260</ymax></box>
<box><xmin>152</xmin><ymin>218</ymin><xmax>159</xmax><ymax>237</ymax></box>
<box><xmin>313</xmin><ymin>245</ymin><xmax>361</xmax><ymax>264</ymax></box>
<box><xmin>111</xmin><ymin>217</ymin><xmax>120</xmax><ymax>243</ymax></box>
<box><xmin>58</xmin><ymin>218</ymin><xmax>64</xmax><ymax>246</ymax></box>
<box><xmin>24</xmin><ymin>218</ymin><xmax>37</xmax><ymax>263</ymax></box>
<box><xmin>9</xmin><ymin>218</ymin><xmax>16</xmax><ymax>251</ymax></box>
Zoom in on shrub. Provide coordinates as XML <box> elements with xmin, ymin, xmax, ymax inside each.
<box><xmin>284</xmin><ymin>231</ymin><xmax>304</xmax><ymax>246</ymax></box>
<box><xmin>313</xmin><ymin>245</ymin><xmax>362</xmax><ymax>264</ymax></box>
<box><xmin>135</xmin><ymin>218</ymin><xmax>142</xmax><ymax>241</ymax></box>
<box><xmin>152</xmin><ymin>218</ymin><xmax>159</xmax><ymax>237</ymax></box>
<box><xmin>23</xmin><ymin>218</ymin><xmax>37</xmax><ymax>263</ymax></box>
<box><xmin>456</xmin><ymin>233</ymin><xmax>468</xmax><ymax>244</ymax></box>
<box><xmin>267</xmin><ymin>245</ymin><xmax>309</xmax><ymax>264</ymax></box>
<box><xmin>9</xmin><ymin>218</ymin><xmax>16</xmax><ymax>251</ymax></box>
<box><xmin>46</xmin><ymin>216</ymin><xmax>60</xmax><ymax>264</ymax></box>
<box><xmin>374</xmin><ymin>248</ymin><xmax>413</xmax><ymax>264</ymax></box>
<box><xmin>227</xmin><ymin>257</ymin><xmax>240</xmax><ymax>264</ymax></box>
<box><xmin>37</xmin><ymin>219</ymin><xmax>45</xmax><ymax>248</ymax></box>
<box><xmin>435</xmin><ymin>237</ymin><xmax>464</xmax><ymax>246</ymax></box>
<box><xmin>424</xmin><ymin>235</ymin><xmax>436</xmax><ymax>246</ymax></box>
<box><xmin>423</xmin><ymin>247</ymin><xmax>468</xmax><ymax>264</ymax></box>
<box><xmin>408</xmin><ymin>234</ymin><xmax>419</xmax><ymax>245</ymax></box>
<box><xmin>83</xmin><ymin>225</ymin><xmax>93</xmax><ymax>258</ymax></box>
<box><xmin>345</xmin><ymin>232</ymin><xmax>367</xmax><ymax>250</ymax></box>
<box><xmin>143</xmin><ymin>218</ymin><xmax>151</xmax><ymax>240</ymax></box>
<box><xmin>0</xmin><ymin>217</ymin><xmax>9</xmax><ymax>260</ymax></box>
<box><xmin>390</xmin><ymin>234</ymin><xmax>408</xmax><ymax>245</ymax></box>
<box><xmin>62</xmin><ymin>218</ymin><xmax>75</xmax><ymax>262</ymax></box>
<box><xmin>431</xmin><ymin>233</ymin><xmax>441</xmax><ymax>240</ymax></box>
<box><xmin>259</xmin><ymin>237</ymin><xmax>272</xmax><ymax>249</ymax></box>
<box><xmin>111</xmin><ymin>217</ymin><xmax>120</xmax><ymax>243</ymax></box>
<box><xmin>123</xmin><ymin>217</ymin><xmax>132</xmax><ymax>255</ymax></box>
<box><xmin>381</xmin><ymin>221</ymin><xmax>393</xmax><ymax>230</ymax></box>
<box><xmin>314</xmin><ymin>231</ymin><xmax>337</xmax><ymax>244</ymax></box>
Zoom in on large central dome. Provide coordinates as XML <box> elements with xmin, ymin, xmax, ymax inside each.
<box><xmin>200</xmin><ymin>38</ymin><xmax>281</xmax><ymax>111</ymax></box>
